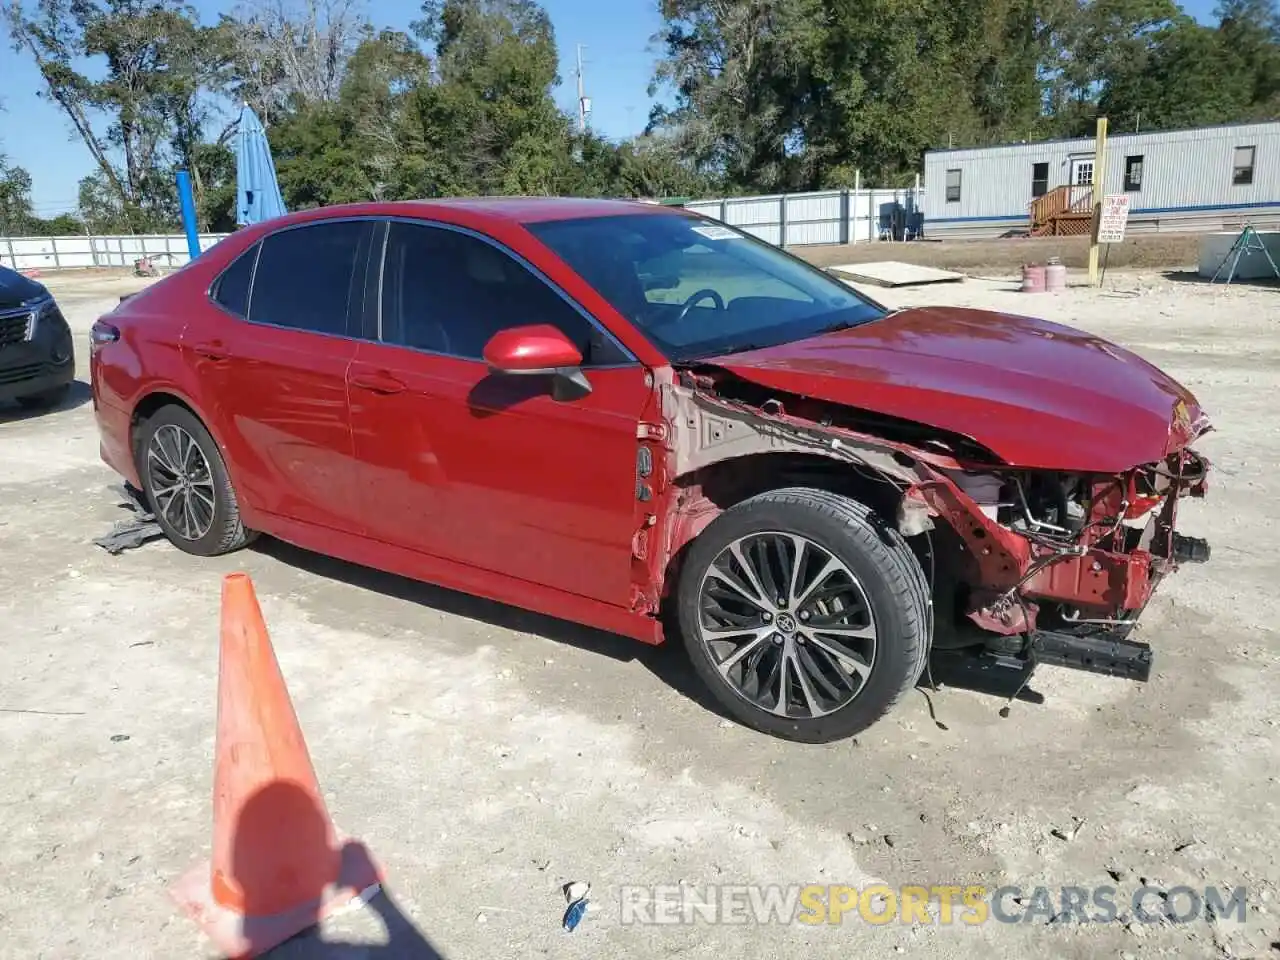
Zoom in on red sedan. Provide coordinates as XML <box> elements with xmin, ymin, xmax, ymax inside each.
<box><xmin>89</xmin><ymin>198</ymin><xmax>1212</xmax><ymax>742</ymax></box>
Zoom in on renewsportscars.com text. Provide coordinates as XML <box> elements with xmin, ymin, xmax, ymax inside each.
<box><xmin>618</xmin><ymin>883</ymin><xmax>1248</xmax><ymax>926</ymax></box>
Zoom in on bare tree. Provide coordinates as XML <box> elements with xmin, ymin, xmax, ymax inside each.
<box><xmin>225</xmin><ymin>0</ymin><xmax>369</xmax><ymax>123</ymax></box>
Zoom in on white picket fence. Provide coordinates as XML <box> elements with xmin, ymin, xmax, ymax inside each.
<box><xmin>0</xmin><ymin>233</ymin><xmax>232</xmax><ymax>273</ymax></box>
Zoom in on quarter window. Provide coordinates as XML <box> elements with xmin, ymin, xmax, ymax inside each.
<box><xmin>247</xmin><ymin>220</ymin><xmax>368</xmax><ymax>336</ymax></box>
<box><xmin>212</xmin><ymin>244</ymin><xmax>257</xmax><ymax>317</ymax></box>
<box><xmin>378</xmin><ymin>221</ymin><xmax>628</xmax><ymax>364</ymax></box>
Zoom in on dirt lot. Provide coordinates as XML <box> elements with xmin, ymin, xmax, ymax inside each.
<box><xmin>801</xmin><ymin>233</ymin><xmax>1204</xmax><ymax>273</ymax></box>
<box><xmin>2</xmin><ymin>266</ymin><xmax>1278</xmax><ymax>959</ymax></box>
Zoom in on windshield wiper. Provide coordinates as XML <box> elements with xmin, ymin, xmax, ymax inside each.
<box><xmin>813</xmin><ymin>309</ymin><xmax>899</xmax><ymax>336</ymax></box>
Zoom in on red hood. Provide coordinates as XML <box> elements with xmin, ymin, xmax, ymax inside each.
<box><xmin>705</xmin><ymin>306</ymin><xmax>1208</xmax><ymax>472</ymax></box>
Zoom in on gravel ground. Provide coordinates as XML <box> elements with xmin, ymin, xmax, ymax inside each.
<box><xmin>1</xmin><ymin>266</ymin><xmax>1277</xmax><ymax>960</ymax></box>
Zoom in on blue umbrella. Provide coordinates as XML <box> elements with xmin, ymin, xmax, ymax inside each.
<box><xmin>235</xmin><ymin>103</ymin><xmax>286</xmax><ymax>226</ymax></box>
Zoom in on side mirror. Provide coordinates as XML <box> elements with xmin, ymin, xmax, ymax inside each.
<box><xmin>482</xmin><ymin>324</ymin><xmax>591</xmax><ymax>401</ymax></box>
<box><xmin>484</xmin><ymin>324</ymin><xmax>583</xmax><ymax>374</ymax></box>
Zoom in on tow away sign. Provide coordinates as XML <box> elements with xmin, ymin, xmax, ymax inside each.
<box><xmin>1098</xmin><ymin>194</ymin><xmax>1131</xmax><ymax>243</ymax></box>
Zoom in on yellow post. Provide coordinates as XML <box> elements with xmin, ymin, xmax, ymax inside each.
<box><xmin>1087</xmin><ymin>116</ymin><xmax>1109</xmax><ymax>286</ymax></box>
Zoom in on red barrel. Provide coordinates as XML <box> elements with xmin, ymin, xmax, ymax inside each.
<box><xmin>1021</xmin><ymin>263</ymin><xmax>1046</xmax><ymax>292</ymax></box>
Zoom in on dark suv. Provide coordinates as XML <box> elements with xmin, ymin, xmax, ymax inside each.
<box><xmin>0</xmin><ymin>264</ymin><xmax>75</xmax><ymax>409</ymax></box>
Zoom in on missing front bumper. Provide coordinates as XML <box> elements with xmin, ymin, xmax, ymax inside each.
<box><xmin>1030</xmin><ymin>629</ymin><xmax>1153</xmax><ymax>682</ymax></box>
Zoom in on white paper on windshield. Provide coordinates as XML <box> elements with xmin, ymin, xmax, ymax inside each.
<box><xmin>690</xmin><ymin>224</ymin><xmax>741</xmax><ymax>241</ymax></box>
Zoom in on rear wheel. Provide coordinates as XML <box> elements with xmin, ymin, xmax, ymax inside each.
<box><xmin>676</xmin><ymin>487</ymin><xmax>931</xmax><ymax>743</ymax></box>
<box><xmin>135</xmin><ymin>404</ymin><xmax>255</xmax><ymax>557</ymax></box>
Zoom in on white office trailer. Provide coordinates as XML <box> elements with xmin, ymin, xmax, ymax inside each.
<box><xmin>922</xmin><ymin>121</ymin><xmax>1280</xmax><ymax>239</ymax></box>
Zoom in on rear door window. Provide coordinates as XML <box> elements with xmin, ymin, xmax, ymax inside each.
<box><xmin>247</xmin><ymin>220</ymin><xmax>370</xmax><ymax>337</ymax></box>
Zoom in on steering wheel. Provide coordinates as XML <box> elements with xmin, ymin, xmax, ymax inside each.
<box><xmin>676</xmin><ymin>288</ymin><xmax>726</xmax><ymax>323</ymax></box>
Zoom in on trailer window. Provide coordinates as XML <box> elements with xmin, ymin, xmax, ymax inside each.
<box><xmin>1031</xmin><ymin>162</ymin><xmax>1049</xmax><ymax>198</ymax></box>
<box><xmin>1233</xmin><ymin>146</ymin><xmax>1255</xmax><ymax>185</ymax></box>
<box><xmin>945</xmin><ymin>169</ymin><xmax>962</xmax><ymax>203</ymax></box>
<box><xmin>1123</xmin><ymin>155</ymin><xmax>1144</xmax><ymax>192</ymax></box>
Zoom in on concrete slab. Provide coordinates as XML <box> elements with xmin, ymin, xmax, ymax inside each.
<box><xmin>827</xmin><ymin>260</ymin><xmax>966</xmax><ymax>287</ymax></box>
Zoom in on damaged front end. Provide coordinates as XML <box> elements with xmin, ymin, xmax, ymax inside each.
<box><xmin>652</xmin><ymin>367</ymin><xmax>1212</xmax><ymax>686</ymax></box>
<box><xmin>907</xmin><ymin>450</ymin><xmax>1211</xmax><ymax>682</ymax></box>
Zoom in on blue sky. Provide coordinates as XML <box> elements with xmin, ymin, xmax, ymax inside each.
<box><xmin>0</xmin><ymin>0</ymin><xmax>1222</xmax><ymax>216</ymax></box>
<box><xmin>1</xmin><ymin>0</ymin><xmax>667</xmax><ymax>215</ymax></box>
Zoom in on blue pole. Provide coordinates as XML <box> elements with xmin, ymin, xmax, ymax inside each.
<box><xmin>176</xmin><ymin>169</ymin><xmax>200</xmax><ymax>261</ymax></box>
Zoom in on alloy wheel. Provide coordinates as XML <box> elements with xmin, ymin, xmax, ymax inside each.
<box><xmin>696</xmin><ymin>531</ymin><xmax>878</xmax><ymax>719</ymax></box>
<box><xmin>146</xmin><ymin>423</ymin><xmax>217</xmax><ymax>541</ymax></box>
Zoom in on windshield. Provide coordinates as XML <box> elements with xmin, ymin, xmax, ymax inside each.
<box><xmin>524</xmin><ymin>212</ymin><xmax>886</xmax><ymax>362</ymax></box>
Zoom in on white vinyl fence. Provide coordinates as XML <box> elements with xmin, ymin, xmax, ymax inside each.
<box><xmin>1</xmin><ymin>188</ymin><xmax>925</xmax><ymax>273</ymax></box>
<box><xmin>682</xmin><ymin>187</ymin><xmax>927</xmax><ymax>247</ymax></box>
<box><xmin>0</xmin><ymin>233</ymin><xmax>232</xmax><ymax>273</ymax></box>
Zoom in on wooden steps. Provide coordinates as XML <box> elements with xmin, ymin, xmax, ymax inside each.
<box><xmin>1030</xmin><ymin>185</ymin><xmax>1095</xmax><ymax>237</ymax></box>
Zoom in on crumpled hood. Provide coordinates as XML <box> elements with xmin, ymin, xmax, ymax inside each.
<box><xmin>704</xmin><ymin>306</ymin><xmax>1208</xmax><ymax>473</ymax></box>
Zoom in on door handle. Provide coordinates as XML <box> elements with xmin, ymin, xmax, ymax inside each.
<box><xmin>191</xmin><ymin>341</ymin><xmax>228</xmax><ymax>361</ymax></box>
<box><xmin>350</xmin><ymin>371</ymin><xmax>406</xmax><ymax>395</ymax></box>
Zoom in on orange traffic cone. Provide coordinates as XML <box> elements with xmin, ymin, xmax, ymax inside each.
<box><xmin>170</xmin><ymin>573</ymin><xmax>382</xmax><ymax>958</ymax></box>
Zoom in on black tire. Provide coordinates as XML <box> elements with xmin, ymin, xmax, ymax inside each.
<box><xmin>135</xmin><ymin>404</ymin><xmax>256</xmax><ymax>557</ymax></box>
<box><xmin>15</xmin><ymin>383</ymin><xmax>71</xmax><ymax>409</ymax></box>
<box><xmin>676</xmin><ymin>487</ymin><xmax>931</xmax><ymax>743</ymax></box>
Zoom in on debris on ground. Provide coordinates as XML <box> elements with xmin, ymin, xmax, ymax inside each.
<box><xmin>91</xmin><ymin>484</ymin><xmax>164</xmax><ymax>555</ymax></box>
<box><xmin>1050</xmin><ymin>817</ymin><xmax>1087</xmax><ymax>842</ymax></box>
<box><xmin>562</xmin><ymin>881</ymin><xmax>591</xmax><ymax>932</ymax></box>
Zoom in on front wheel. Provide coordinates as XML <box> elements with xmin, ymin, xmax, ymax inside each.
<box><xmin>676</xmin><ymin>487</ymin><xmax>931</xmax><ymax>743</ymax></box>
<box><xmin>135</xmin><ymin>404</ymin><xmax>256</xmax><ymax>557</ymax></box>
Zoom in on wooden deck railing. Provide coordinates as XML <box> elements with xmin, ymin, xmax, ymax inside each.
<box><xmin>1029</xmin><ymin>185</ymin><xmax>1094</xmax><ymax>229</ymax></box>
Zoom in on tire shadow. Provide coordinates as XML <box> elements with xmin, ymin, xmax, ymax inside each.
<box><xmin>250</xmin><ymin>537</ymin><xmax>734</xmax><ymax>724</ymax></box>
<box><xmin>252</xmin><ymin>537</ymin><xmax>1050</xmax><ymax>733</ymax></box>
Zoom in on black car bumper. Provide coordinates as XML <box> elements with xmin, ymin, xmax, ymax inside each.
<box><xmin>0</xmin><ymin>301</ymin><xmax>76</xmax><ymax>402</ymax></box>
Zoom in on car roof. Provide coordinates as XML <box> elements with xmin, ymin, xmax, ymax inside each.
<box><xmin>390</xmin><ymin>196</ymin><xmax>680</xmax><ymax>223</ymax></box>
<box><xmin>256</xmin><ymin>197</ymin><xmax>684</xmax><ymax>234</ymax></box>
